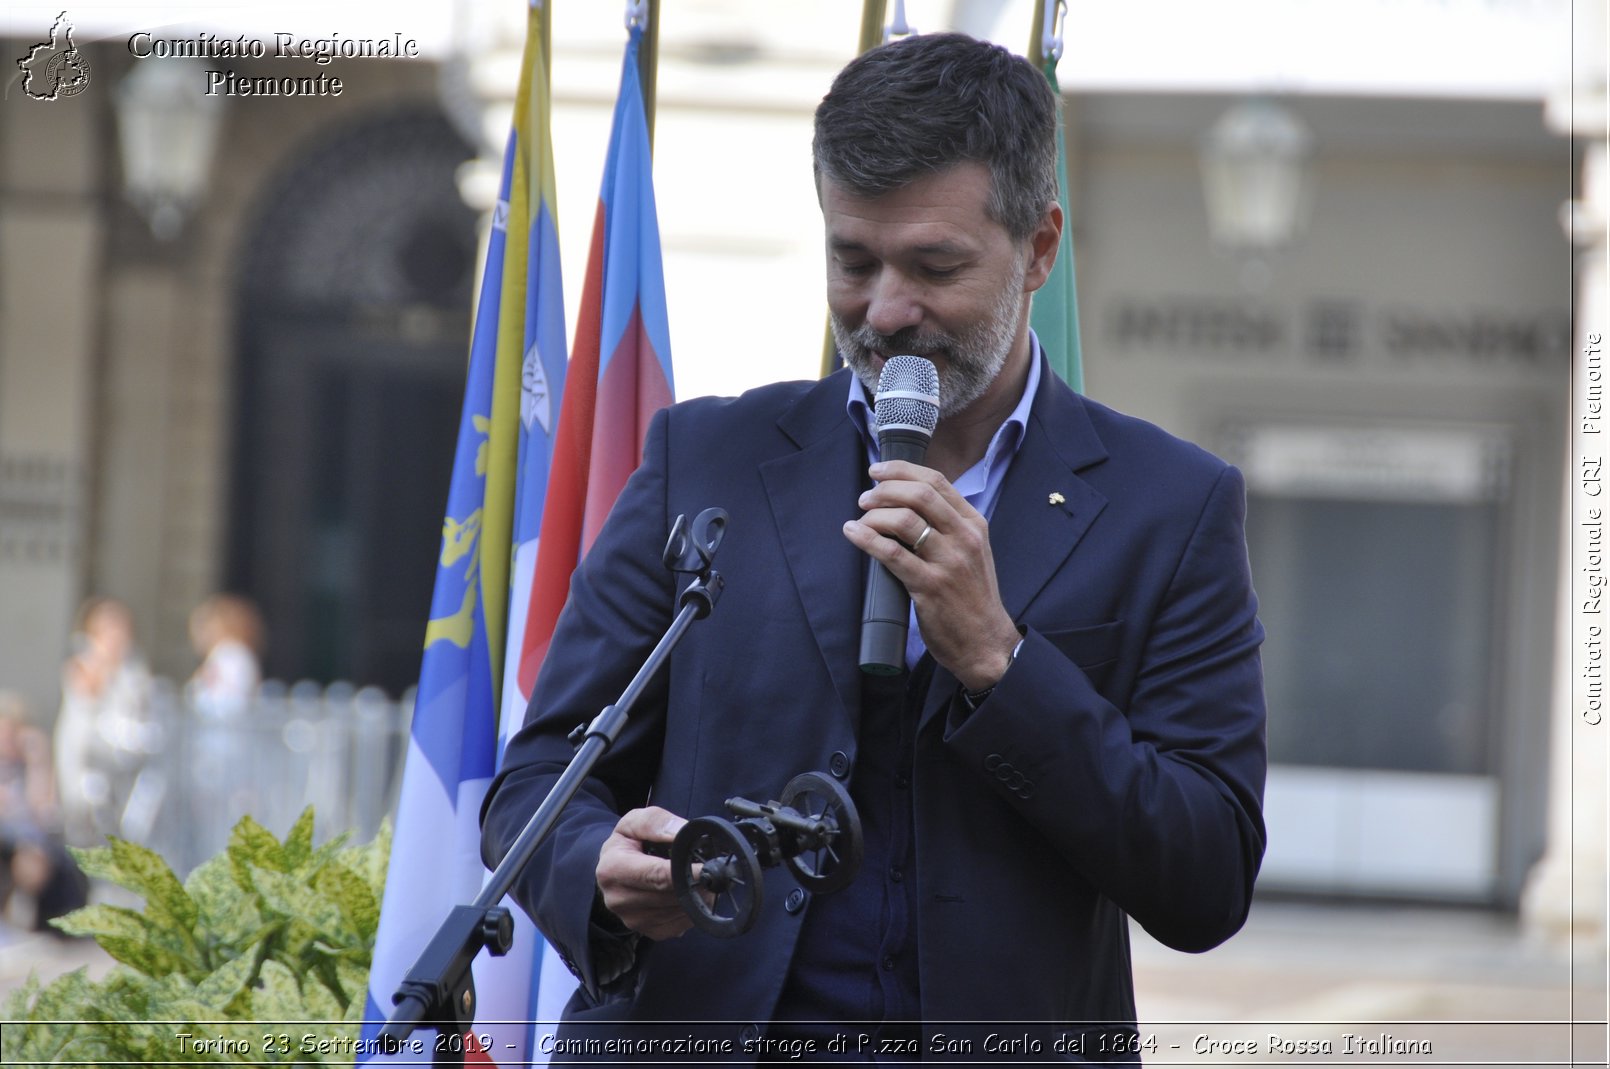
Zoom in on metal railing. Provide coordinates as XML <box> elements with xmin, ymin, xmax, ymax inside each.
<box><xmin>89</xmin><ymin>678</ymin><xmax>413</xmax><ymax>875</ymax></box>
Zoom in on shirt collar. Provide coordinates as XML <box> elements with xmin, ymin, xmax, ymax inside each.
<box><xmin>845</xmin><ymin>333</ymin><xmax>1042</xmax><ymax>470</ymax></box>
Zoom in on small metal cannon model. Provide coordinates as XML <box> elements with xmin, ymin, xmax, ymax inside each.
<box><xmin>649</xmin><ymin>771</ymin><xmax>863</xmax><ymax>937</ymax></box>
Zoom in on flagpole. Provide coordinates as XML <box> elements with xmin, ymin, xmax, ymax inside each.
<box><xmin>857</xmin><ymin>0</ymin><xmax>887</xmax><ymax>53</ymax></box>
<box><xmin>538</xmin><ymin>0</ymin><xmax>551</xmax><ymax>85</ymax></box>
<box><xmin>1026</xmin><ymin>0</ymin><xmax>1085</xmax><ymax>392</ymax></box>
<box><xmin>821</xmin><ymin>0</ymin><xmax>893</xmax><ymax>378</ymax></box>
<box><xmin>380</xmin><ymin>511</ymin><xmax>727</xmax><ymax>1061</ymax></box>
<box><xmin>636</xmin><ymin>0</ymin><xmax>660</xmax><ymax>151</ymax></box>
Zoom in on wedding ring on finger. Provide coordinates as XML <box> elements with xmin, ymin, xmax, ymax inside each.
<box><xmin>911</xmin><ymin>524</ymin><xmax>934</xmax><ymax>555</ymax></box>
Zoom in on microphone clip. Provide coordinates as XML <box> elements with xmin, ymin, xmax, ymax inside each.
<box><xmin>662</xmin><ymin>507</ymin><xmax>728</xmax><ymax>618</ymax></box>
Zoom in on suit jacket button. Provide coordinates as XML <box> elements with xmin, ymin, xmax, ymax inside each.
<box><xmin>785</xmin><ymin>888</ymin><xmax>808</xmax><ymax>914</ymax></box>
<box><xmin>829</xmin><ymin>751</ymin><xmax>851</xmax><ymax>778</ymax></box>
<box><xmin>739</xmin><ymin>1024</ymin><xmax>761</xmax><ymax>1044</ymax></box>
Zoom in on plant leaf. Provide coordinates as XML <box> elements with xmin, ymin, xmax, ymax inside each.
<box><xmin>185</xmin><ymin>850</ymin><xmax>264</xmax><ymax>966</ymax></box>
<box><xmin>228</xmin><ymin>813</ymin><xmax>285</xmax><ymax>880</ymax></box>
<box><xmin>312</xmin><ymin>860</ymin><xmax>378</xmax><ymax>945</ymax></box>
<box><xmin>50</xmin><ymin>903</ymin><xmax>196</xmax><ymax>978</ymax></box>
<box><xmin>248</xmin><ymin>959</ymin><xmax>308</xmax><ymax>1025</ymax></box>
<box><xmin>50</xmin><ymin>901</ymin><xmax>146</xmax><ymax>942</ymax></box>
<box><xmin>70</xmin><ymin>838</ymin><xmax>198</xmax><ymax>931</ymax></box>
<box><xmin>283</xmin><ymin>806</ymin><xmax>316</xmax><ymax>870</ymax></box>
<box><xmin>194</xmin><ymin>950</ymin><xmax>256</xmax><ymax>1008</ymax></box>
<box><xmin>349</xmin><ymin>819</ymin><xmax>391</xmax><ymax>901</ymax></box>
<box><xmin>249</xmin><ymin>864</ymin><xmax>345</xmax><ymax>943</ymax></box>
<box><xmin>334</xmin><ymin>957</ymin><xmax>371</xmax><ymax>1020</ymax></box>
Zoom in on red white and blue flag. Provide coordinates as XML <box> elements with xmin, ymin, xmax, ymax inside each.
<box><xmin>518</xmin><ymin>22</ymin><xmax>674</xmax><ymax>690</ymax></box>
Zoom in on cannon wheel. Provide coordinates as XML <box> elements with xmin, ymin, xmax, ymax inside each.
<box><xmin>670</xmin><ymin>815</ymin><xmax>762</xmax><ymax>937</ymax></box>
<box><xmin>779</xmin><ymin>772</ymin><xmax>863</xmax><ymax>895</ymax></box>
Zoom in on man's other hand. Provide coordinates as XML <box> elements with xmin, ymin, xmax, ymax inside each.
<box><xmin>596</xmin><ymin>806</ymin><xmax>694</xmax><ymax>940</ymax></box>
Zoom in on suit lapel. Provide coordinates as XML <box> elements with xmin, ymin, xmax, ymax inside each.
<box><xmin>921</xmin><ymin>362</ymin><xmax>1111</xmax><ymax>724</ymax></box>
<box><xmin>990</xmin><ymin>383</ymin><xmax>1108</xmax><ymax>621</ymax></box>
<box><xmin>759</xmin><ymin>373</ymin><xmax>868</xmax><ymax>723</ymax></box>
<box><xmin>759</xmin><ymin>365</ymin><xmax>1112</xmax><ymax>730</ymax></box>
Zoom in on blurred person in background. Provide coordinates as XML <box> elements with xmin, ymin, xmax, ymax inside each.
<box><xmin>55</xmin><ymin>596</ymin><xmax>155</xmax><ymax>846</ymax></box>
<box><xmin>0</xmin><ymin>692</ymin><xmax>88</xmax><ymax>933</ymax></box>
<box><xmin>183</xmin><ymin>594</ymin><xmax>267</xmax><ymax>868</ymax></box>
<box><xmin>186</xmin><ymin>593</ymin><xmax>264</xmax><ymax>720</ymax></box>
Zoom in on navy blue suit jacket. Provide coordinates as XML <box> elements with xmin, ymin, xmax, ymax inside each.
<box><xmin>482</xmin><ymin>360</ymin><xmax>1266</xmax><ymax>1050</ymax></box>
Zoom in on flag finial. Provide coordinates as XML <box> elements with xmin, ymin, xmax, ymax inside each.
<box><xmin>884</xmin><ymin>0</ymin><xmax>916</xmax><ymax>43</ymax></box>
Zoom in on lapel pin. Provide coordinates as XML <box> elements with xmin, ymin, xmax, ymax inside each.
<box><xmin>1048</xmin><ymin>492</ymin><xmax>1066</xmax><ymax>506</ymax></box>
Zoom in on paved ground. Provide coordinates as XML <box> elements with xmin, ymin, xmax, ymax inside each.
<box><xmin>3</xmin><ymin>896</ymin><xmax>1605</xmax><ymax>1065</ymax></box>
<box><xmin>1130</xmin><ymin>899</ymin><xmax>1607</xmax><ymax>1066</ymax></box>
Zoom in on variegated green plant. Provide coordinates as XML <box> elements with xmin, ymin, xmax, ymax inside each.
<box><xmin>3</xmin><ymin>809</ymin><xmax>390</xmax><ymax>1065</ymax></box>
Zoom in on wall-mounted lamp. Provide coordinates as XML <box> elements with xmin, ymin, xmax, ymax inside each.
<box><xmin>1201</xmin><ymin>97</ymin><xmax>1313</xmax><ymax>288</ymax></box>
<box><xmin>115</xmin><ymin>59</ymin><xmax>225</xmax><ymax>241</ymax></box>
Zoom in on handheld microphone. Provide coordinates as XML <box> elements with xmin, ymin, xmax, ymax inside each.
<box><xmin>859</xmin><ymin>355</ymin><xmax>940</xmax><ymax>676</ymax></box>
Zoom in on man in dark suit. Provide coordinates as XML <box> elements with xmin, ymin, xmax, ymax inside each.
<box><xmin>482</xmin><ymin>31</ymin><xmax>1266</xmax><ymax>1061</ymax></box>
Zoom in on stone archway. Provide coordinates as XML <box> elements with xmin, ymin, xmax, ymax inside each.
<box><xmin>229</xmin><ymin>107</ymin><xmax>477</xmax><ymax>694</ymax></box>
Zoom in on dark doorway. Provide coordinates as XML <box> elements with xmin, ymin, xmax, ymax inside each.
<box><xmin>230</xmin><ymin>108</ymin><xmax>478</xmax><ymax>695</ymax></box>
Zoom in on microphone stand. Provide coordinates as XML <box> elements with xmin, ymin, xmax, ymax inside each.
<box><xmin>378</xmin><ymin>508</ymin><xmax>730</xmax><ymax>1066</ymax></box>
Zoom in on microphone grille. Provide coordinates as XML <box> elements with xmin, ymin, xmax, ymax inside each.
<box><xmin>874</xmin><ymin>355</ymin><xmax>940</xmax><ymax>436</ymax></box>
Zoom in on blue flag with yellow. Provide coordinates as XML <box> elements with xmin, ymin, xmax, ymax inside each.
<box><xmin>361</xmin><ymin>3</ymin><xmax>571</xmax><ymax>1063</ymax></box>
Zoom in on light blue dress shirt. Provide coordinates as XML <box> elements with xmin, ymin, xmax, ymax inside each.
<box><xmin>845</xmin><ymin>335</ymin><xmax>1043</xmax><ymax>669</ymax></box>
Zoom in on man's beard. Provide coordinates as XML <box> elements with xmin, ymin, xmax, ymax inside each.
<box><xmin>832</xmin><ymin>263</ymin><xmax>1027</xmax><ymax>420</ymax></box>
